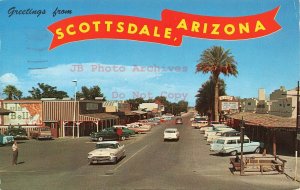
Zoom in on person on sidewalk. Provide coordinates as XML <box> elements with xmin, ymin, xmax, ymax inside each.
<box><xmin>12</xmin><ymin>141</ymin><xmax>18</xmax><ymax>165</ymax></box>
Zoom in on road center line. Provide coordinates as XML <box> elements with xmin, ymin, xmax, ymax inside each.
<box><xmin>113</xmin><ymin>145</ymin><xmax>148</xmax><ymax>171</ymax></box>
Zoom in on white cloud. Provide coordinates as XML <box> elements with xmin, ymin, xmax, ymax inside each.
<box><xmin>28</xmin><ymin>62</ymin><xmax>162</xmax><ymax>86</ymax></box>
<box><xmin>26</xmin><ymin>62</ymin><xmax>194</xmax><ymax>104</ymax></box>
<box><xmin>0</xmin><ymin>73</ymin><xmax>19</xmax><ymax>85</ymax></box>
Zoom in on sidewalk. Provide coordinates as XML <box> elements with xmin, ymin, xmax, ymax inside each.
<box><xmin>280</xmin><ymin>154</ymin><xmax>300</xmax><ymax>182</ymax></box>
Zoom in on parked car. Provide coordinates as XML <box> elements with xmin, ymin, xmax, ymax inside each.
<box><xmin>126</xmin><ymin>123</ymin><xmax>150</xmax><ymax>134</ymax></box>
<box><xmin>206</xmin><ymin>130</ymin><xmax>240</xmax><ymax>143</ymax></box>
<box><xmin>4</xmin><ymin>126</ymin><xmax>27</xmax><ymax>139</ymax></box>
<box><xmin>90</xmin><ymin>129</ymin><xmax>129</xmax><ymax>142</ymax></box>
<box><xmin>204</xmin><ymin>126</ymin><xmax>234</xmax><ymax>138</ymax></box>
<box><xmin>210</xmin><ymin>136</ymin><xmax>263</xmax><ymax>156</ymax></box>
<box><xmin>200</xmin><ymin>124</ymin><xmax>229</xmax><ymax>133</ymax></box>
<box><xmin>0</xmin><ymin>134</ymin><xmax>14</xmax><ymax>146</ymax></box>
<box><xmin>111</xmin><ymin>125</ymin><xmax>135</xmax><ymax>136</ymax></box>
<box><xmin>87</xmin><ymin>141</ymin><xmax>125</xmax><ymax>164</ymax></box>
<box><xmin>191</xmin><ymin>116</ymin><xmax>208</xmax><ymax>129</ymax></box>
<box><xmin>148</xmin><ymin>117</ymin><xmax>161</xmax><ymax>125</ymax></box>
<box><xmin>163</xmin><ymin>128</ymin><xmax>179</xmax><ymax>141</ymax></box>
<box><xmin>175</xmin><ymin>118</ymin><xmax>183</xmax><ymax>124</ymax></box>
<box><xmin>30</xmin><ymin>127</ymin><xmax>53</xmax><ymax>140</ymax></box>
<box><xmin>192</xmin><ymin>120</ymin><xmax>208</xmax><ymax>129</ymax></box>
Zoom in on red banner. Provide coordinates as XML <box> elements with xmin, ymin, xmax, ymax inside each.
<box><xmin>162</xmin><ymin>7</ymin><xmax>281</xmax><ymax>40</ymax></box>
<box><xmin>48</xmin><ymin>7</ymin><xmax>281</xmax><ymax>50</ymax></box>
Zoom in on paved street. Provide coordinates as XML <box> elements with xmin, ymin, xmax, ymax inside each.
<box><xmin>0</xmin><ymin>116</ymin><xmax>299</xmax><ymax>190</ymax></box>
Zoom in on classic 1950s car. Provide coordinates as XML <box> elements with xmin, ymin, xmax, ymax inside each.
<box><xmin>210</xmin><ymin>136</ymin><xmax>263</xmax><ymax>156</ymax></box>
<box><xmin>87</xmin><ymin>141</ymin><xmax>125</xmax><ymax>164</ymax></box>
<box><xmin>5</xmin><ymin>126</ymin><xmax>28</xmax><ymax>139</ymax></box>
<box><xmin>163</xmin><ymin>128</ymin><xmax>180</xmax><ymax>141</ymax></box>
<box><xmin>90</xmin><ymin>128</ymin><xmax>129</xmax><ymax>142</ymax></box>
<box><xmin>30</xmin><ymin>127</ymin><xmax>53</xmax><ymax>140</ymax></box>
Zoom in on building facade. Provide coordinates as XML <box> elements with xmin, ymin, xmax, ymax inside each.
<box><xmin>241</xmin><ymin>98</ymin><xmax>258</xmax><ymax>112</ymax></box>
<box><xmin>269</xmin><ymin>86</ymin><xmax>298</xmax><ymax>118</ymax></box>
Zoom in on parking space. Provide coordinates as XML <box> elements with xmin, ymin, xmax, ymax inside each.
<box><xmin>0</xmin><ymin>116</ymin><xmax>299</xmax><ymax>190</ymax></box>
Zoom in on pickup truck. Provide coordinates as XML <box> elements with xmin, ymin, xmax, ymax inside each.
<box><xmin>30</xmin><ymin>127</ymin><xmax>53</xmax><ymax>140</ymax></box>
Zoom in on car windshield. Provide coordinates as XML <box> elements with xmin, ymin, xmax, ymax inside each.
<box><xmin>96</xmin><ymin>143</ymin><xmax>117</xmax><ymax>149</ymax></box>
<box><xmin>216</xmin><ymin>139</ymin><xmax>225</xmax><ymax>144</ymax></box>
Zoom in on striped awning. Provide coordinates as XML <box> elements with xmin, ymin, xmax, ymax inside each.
<box><xmin>78</xmin><ymin>113</ymin><xmax>119</xmax><ymax>121</ymax></box>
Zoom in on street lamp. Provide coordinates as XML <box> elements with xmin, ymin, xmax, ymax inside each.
<box><xmin>72</xmin><ymin>80</ymin><xmax>77</xmax><ymax>139</ymax></box>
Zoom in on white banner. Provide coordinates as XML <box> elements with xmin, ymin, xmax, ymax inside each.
<box><xmin>221</xmin><ymin>102</ymin><xmax>239</xmax><ymax>111</ymax></box>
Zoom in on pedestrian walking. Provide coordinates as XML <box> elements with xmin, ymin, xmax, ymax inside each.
<box><xmin>116</xmin><ymin>127</ymin><xmax>123</xmax><ymax>141</ymax></box>
<box><xmin>12</xmin><ymin>141</ymin><xmax>18</xmax><ymax>165</ymax></box>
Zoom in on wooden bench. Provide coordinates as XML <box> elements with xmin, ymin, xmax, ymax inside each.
<box><xmin>230</xmin><ymin>156</ymin><xmax>286</xmax><ymax>174</ymax></box>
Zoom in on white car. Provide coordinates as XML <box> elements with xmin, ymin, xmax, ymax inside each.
<box><xmin>87</xmin><ymin>141</ymin><xmax>125</xmax><ymax>165</ymax></box>
<box><xmin>200</xmin><ymin>124</ymin><xmax>229</xmax><ymax>133</ymax></box>
<box><xmin>204</xmin><ymin>127</ymin><xmax>234</xmax><ymax>138</ymax></box>
<box><xmin>206</xmin><ymin>130</ymin><xmax>240</xmax><ymax>143</ymax></box>
<box><xmin>164</xmin><ymin>128</ymin><xmax>179</xmax><ymax>141</ymax></box>
<box><xmin>210</xmin><ymin>136</ymin><xmax>263</xmax><ymax>156</ymax></box>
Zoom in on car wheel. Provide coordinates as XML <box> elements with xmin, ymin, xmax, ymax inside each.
<box><xmin>254</xmin><ymin>147</ymin><xmax>261</xmax><ymax>154</ymax></box>
<box><xmin>98</xmin><ymin>137</ymin><xmax>103</xmax><ymax>141</ymax></box>
<box><xmin>230</xmin><ymin>151</ymin><xmax>238</xmax><ymax>156</ymax></box>
<box><xmin>120</xmin><ymin>136</ymin><xmax>126</xmax><ymax>141</ymax></box>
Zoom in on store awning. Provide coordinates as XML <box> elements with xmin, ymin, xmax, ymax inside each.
<box><xmin>226</xmin><ymin>112</ymin><xmax>296</xmax><ymax>129</ymax></box>
<box><xmin>0</xmin><ymin>108</ymin><xmax>14</xmax><ymax>115</ymax></box>
<box><xmin>79</xmin><ymin>113</ymin><xmax>119</xmax><ymax>121</ymax></box>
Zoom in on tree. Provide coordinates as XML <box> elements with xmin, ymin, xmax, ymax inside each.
<box><xmin>126</xmin><ymin>98</ymin><xmax>145</xmax><ymax>110</ymax></box>
<box><xmin>76</xmin><ymin>85</ymin><xmax>106</xmax><ymax>100</ymax></box>
<box><xmin>176</xmin><ymin>100</ymin><xmax>188</xmax><ymax>114</ymax></box>
<box><xmin>196</xmin><ymin>46</ymin><xmax>238</xmax><ymax>121</ymax></box>
<box><xmin>28</xmin><ymin>83</ymin><xmax>68</xmax><ymax>99</ymax></box>
<box><xmin>3</xmin><ymin>85</ymin><xmax>22</xmax><ymax>100</ymax></box>
<box><xmin>195</xmin><ymin>78</ymin><xmax>226</xmax><ymax>117</ymax></box>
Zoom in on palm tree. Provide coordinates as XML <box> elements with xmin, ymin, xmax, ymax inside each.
<box><xmin>3</xmin><ymin>85</ymin><xmax>23</xmax><ymax>100</ymax></box>
<box><xmin>196</xmin><ymin>46</ymin><xmax>238</xmax><ymax>122</ymax></box>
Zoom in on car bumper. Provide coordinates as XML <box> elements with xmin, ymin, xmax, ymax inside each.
<box><xmin>37</xmin><ymin>136</ymin><xmax>53</xmax><ymax>140</ymax></box>
<box><xmin>90</xmin><ymin>137</ymin><xmax>98</xmax><ymax>141</ymax></box>
<box><xmin>164</xmin><ymin>136</ymin><xmax>179</xmax><ymax>140</ymax></box>
<box><xmin>88</xmin><ymin>156</ymin><xmax>116</xmax><ymax>163</ymax></box>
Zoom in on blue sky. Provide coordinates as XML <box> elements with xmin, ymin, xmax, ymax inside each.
<box><xmin>0</xmin><ymin>0</ymin><xmax>299</xmax><ymax>106</ymax></box>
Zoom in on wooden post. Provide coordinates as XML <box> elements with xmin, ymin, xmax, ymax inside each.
<box><xmin>272</xmin><ymin>130</ymin><xmax>277</xmax><ymax>157</ymax></box>
<box><xmin>240</xmin><ymin>117</ymin><xmax>245</xmax><ymax>176</ymax></box>
<box><xmin>263</xmin><ymin>128</ymin><xmax>267</xmax><ymax>156</ymax></box>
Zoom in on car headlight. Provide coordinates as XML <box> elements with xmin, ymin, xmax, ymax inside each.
<box><xmin>88</xmin><ymin>154</ymin><xmax>93</xmax><ymax>158</ymax></box>
<box><xmin>110</xmin><ymin>153</ymin><xmax>115</xmax><ymax>156</ymax></box>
